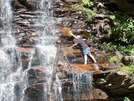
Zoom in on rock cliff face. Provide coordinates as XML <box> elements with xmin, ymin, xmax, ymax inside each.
<box><xmin>1</xmin><ymin>0</ymin><xmax>134</xmax><ymax>101</ymax></box>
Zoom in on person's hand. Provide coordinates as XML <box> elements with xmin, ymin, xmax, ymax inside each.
<box><xmin>69</xmin><ymin>31</ymin><xmax>73</xmax><ymax>36</ymax></box>
<box><xmin>70</xmin><ymin>33</ymin><xmax>73</xmax><ymax>36</ymax></box>
<box><xmin>69</xmin><ymin>46</ymin><xmax>73</xmax><ymax>49</ymax></box>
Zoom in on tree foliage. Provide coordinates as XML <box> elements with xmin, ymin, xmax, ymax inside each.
<box><xmin>101</xmin><ymin>11</ymin><xmax>134</xmax><ymax>54</ymax></box>
<box><xmin>111</xmin><ymin>16</ymin><xmax>134</xmax><ymax>44</ymax></box>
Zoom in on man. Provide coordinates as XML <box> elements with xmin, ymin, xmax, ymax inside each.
<box><xmin>69</xmin><ymin>30</ymin><xmax>97</xmax><ymax>64</ymax></box>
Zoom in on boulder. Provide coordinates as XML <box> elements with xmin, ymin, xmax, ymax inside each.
<box><xmin>27</xmin><ymin>67</ymin><xmax>51</xmax><ymax>85</ymax></box>
<box><xmin>95</xmin><ymin>71</ymin><xmax>134</xmax><ymax>100</ymax></box>
<box><xmin>24</xmin><ymin>83</ymin><xmax>46</xmax><ymax>101</ymax></box>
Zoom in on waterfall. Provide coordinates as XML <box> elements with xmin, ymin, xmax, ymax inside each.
<box><xmin>63</xmin><ymin>72</ymin><xmax>94</xmax><ymax>101</ymax></box>
<box><xmin>0</xmin><ymin>0</ymin><xmax>19</xmax><ymax>101</ymax></box>
<box><xmin>0</xmin><ymin>0</ymin><xmax>12</xmax><ymax>33</ymax></box>
<box><xmin>35</xmin><ymin>0</ymin><xmax>57</xmax><ymax>67</ymax></box>
<box><xmin>72</xmin><ymin>72</ymin><xmax>93</xmax><ymax>101</ymax></box>
<box><xmin>34</xmin><ymin>0</ymin><xmax>64</xmax><ymax>101</ymax></box>
<box><xmin>0</xmin><ymin>0</ymin><xmax>44</xmax><ymax>101</ymax></box>
<box><xmin>0</xmin><ymin>0</ymin><xmax>94</xmax><ymax>101</ymax></box>
<box><xmin>0</xmin><ymin>0</ymin><xmax>60</xmax><ymax>100</ymax></box>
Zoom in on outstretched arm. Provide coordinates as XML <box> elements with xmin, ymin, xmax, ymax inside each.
<box><xmin>69</xmin><ymin>31</ymin><xmax>78</xmax><ymax>39</ymax></box>
<box><xmin>70</xmin><ymin>43</ymin><xmax>77</xmax><ymax>48</ymax></box>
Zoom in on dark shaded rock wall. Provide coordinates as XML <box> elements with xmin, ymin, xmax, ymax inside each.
<box><xmin>97</xmin><ymin>0</ymin><xmax>134</xmax><ymax>12</ymax></box>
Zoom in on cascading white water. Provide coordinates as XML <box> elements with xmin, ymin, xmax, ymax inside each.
<box><xmin>0</xmin><ymin>0</ymin><xmax>18</xmax><ymax>101</ymax></box>
<box><xmin>0</xmin><ymin>0</ymin><xmax>61</xmax><ymax>100</ymax></box>
<box><xmin>35</xmin><ymin>0</ymin><xmax>57</xmax><ymax>67</ymax></box>
<box><xmin>34</xmin><ymin>0</ymin><xmax>64</xmax><ymax>101</ymax></box>
<box><xmin>72</xmin><ymin>72</ymin><xmax>93</xmax><ymax>101</ymax></box>
<box><xmin>0</xmin><ymin>0</ymin><xmax>12</xmax><ymax>32</ymax></box>
<box><xmin>0</xmin><ymin>0</ymin><xmax>36</xmax><ymax>101</ymax></box>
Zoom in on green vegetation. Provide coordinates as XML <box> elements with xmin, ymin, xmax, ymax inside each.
<box><xmin>100</xmin><ymin>11</ymin><xmax>134</xmax><ymax>75</ymax></box>
<box><xmin>72</xmin><ymin>0</ymin><xmax>96</xmax><ymax>21</ymax></box>
<box><xmin>100</xmin><ymin>11</ymin><xmax>134</xmax><ymax>55</ymax></box>
<box><xmin>111</xmin><ymin>17</ymin><xmax>134</xmax><ymax>44</ymax></box>
<box><xmin>109</xmin><ymin>56</ymin><xmax>120</xmax><ymax>63</ymax></box>
<box><xmin>109</xmin><ymin>15</ymin><xmax>116</xmax><ymax>20</ymax></box>
<box><xmin>124</xmin><ymin>97</ymin><xmax>131</xmax><ymax>101</ymax></box>
<box><xmin>100</xmin><ymin>43</ymin><xmax>134</xmax><ymax>55</ymax></box>
<box><xmin>100</xmin><ymin>42</ymin><xmax>117</xmax><ymax>51</ymax></box>
<box><xmin>120</xmin><ymin>65</ymin><xmax>134</xmax><ymax>75</ymax></box>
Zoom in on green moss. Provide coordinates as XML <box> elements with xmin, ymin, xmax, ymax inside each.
<box><xmin>109</xmin><ymin>56</ymin><xmax>120</xmax><ymax>63</ymax></box>
<box><xmin>120</xmin><ymin>65</ymin><xmax>134</xmax><ymax>75</ymax></box>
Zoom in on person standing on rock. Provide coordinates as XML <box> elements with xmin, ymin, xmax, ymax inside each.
<box><xmin>69</xmin><ymin>30</ymin><xmax>97</xmax><ymax>64</ymax></box>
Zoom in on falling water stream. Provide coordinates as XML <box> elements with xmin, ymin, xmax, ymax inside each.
<box><xmin>72</xmin><ymin>73</ymin><xmax>93</xmax><ymax>101</ymax></box>
<box><xmin>0</xmin><ymin>0</ymin><xmax>16</xmax><ymax>101</ymax></box>
<box><xmin>0</xmin><ymin>0</ymin><xmax>94</xmax><ymax>101</ymax></box>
